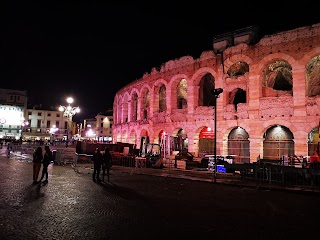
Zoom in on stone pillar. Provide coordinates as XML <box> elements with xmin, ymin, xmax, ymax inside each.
<box><xmin>292</xmin><ymin>63</ymin><xmax>307</xmax><ymax>117</ymax></box>
<box><xmin>149</xmin><ymin>88</ymin><xmax>154</xmax><ymax>118</ymax></box>
<box><xmin>187</xmin><ymin>85</ymin><xmax>198</xmax><ymax>114</ymax></box>
<box><xmin>249</xmin><ymin>136</ymin><xmax>262</xmax><ymax>163</ymax></box>
<box><xmin>166</xmin><ymin>88</ymin><xmax>172</xmax><ymax>113</ymax></box>
<box><xmin>137</xmin><ymin>97</ymin><xmax>141</xmax><ymax>121</ymax></box>
<box><xmin>187</xmin><ymin>132</ymin><xmax>195</xmax><ymax>155</ymax></box>
<box><xmin>248</xmin><ymin>66</ymin><xmax>260</xmax><ymax>119</ymax></box>
<box><xmin>294</xmin><ymin>133</ymin><xmax>309</xmax><ymax>157</ymax></box>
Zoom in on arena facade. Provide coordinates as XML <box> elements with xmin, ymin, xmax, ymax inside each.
<box><xmin>113</xmin><ymin>23</ymin><xmax>320</xmax><ymax>163</ymax></box>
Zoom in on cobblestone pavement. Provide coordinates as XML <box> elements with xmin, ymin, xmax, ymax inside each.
<box><xmin>1</xmin><ymin>148</ymin><xmax>320</xmax><ymax>239</ymax></box>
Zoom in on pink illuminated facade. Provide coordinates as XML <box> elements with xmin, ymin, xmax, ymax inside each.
<box><xmin>113</xmin><ymin>24</ymin><xmax>320</xmax><ymax>163</ymax></box>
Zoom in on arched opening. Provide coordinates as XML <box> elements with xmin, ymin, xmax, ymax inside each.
<box><xmin>263</xmin><ymin>125</ymin><xmax>294</xmax><ymax>160</ymax></box>
<box><xmin>306</xmin><ymin>55</ymin><xmax>320</xmax><ymax>97</ymax></box>
<box><xmin>262</xmin><ymin>60</ymin><xmax>293</xmax><ymax>97</ymax></box>
<box><xmin>227</xmin><ymin>61</ymin><xmax>249</xmax><ymax>77</ymax></box>
<box><xmin>228</xmin><ymin>127</ymin><xmax>250</xmax><ymax>163</ymax></box>
<box><xmin>229</xmin><ymin>88</ymin><xmax>246</xmax><ymax>111</ymax></box>
<box><xmin>198</xmin><ymin>126</ymin><xmax>214</xmax><ymax>156</ymax></box>
<box><xmin>131</xmin><ymin>93</ymin><xmax>138</xmax><ymax>121</ymax></box>
<box><xmin>177</xmin><ymin>79</ymin><xmax>188</xmax><ymax>109</ymax></box>
<box><xmin>173</xmin><ymin>128</ymin><xmax>188</xmax><ymax>152</ymax></box>
<box><xmin>159</xmin><ymin>85</ymin><xmax>166</xmax><ymax>112</ymax></box>
<box><xmin>198</xmin><ymin>73</ymin><xmax>215</xmax><ymax>106</ymax></box>
<box><xmin>308</xmin><ymin>126</ymin><xmax>320</xmax><ymax>156</ymax></box>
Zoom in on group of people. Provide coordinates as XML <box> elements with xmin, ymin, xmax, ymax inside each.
<box><xmin>32</xmin><ymin>145</ymin><xmax>53</xmax><ymax>184</ymax></box>
<box><xmin>92</xmin><ymin>147</ymin><xmax>112</xmax><ymax>182</ymax></box>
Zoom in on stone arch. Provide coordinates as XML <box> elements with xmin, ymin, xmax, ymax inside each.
<box><xmin>227</xmin><ymin>127</ymin><xmax>250</xmax><ymax>163</ymax></box>
<box><xmin>299</xmin><ymin>47</ymin><xmax>320</xmax><ymax>65</ymax></box>
<box><xmin>258</xmin><ymin>54</ymin><xmax>296</xmax><ymax>97</ymax></box>
<box><xmin>299</xmin><ymin>47</ymin><xmax>320</xmax><ymax>97</ymax></box>
<box><xmin>153</xmin><ymin>128</ymin><xmax>168</xmax><ymax>145</ymax></box>
<box><xmin>306</xmin><ymin>55</ymin><xmax>320</xmax><ymax>97</ymax></box>
<box><xmin>129</xmin><ymin>89</ymin><xmax>139</xmax><ymax>121</ymax></box>
<box><xmin>153</xmin><ymin>79</ymin><xmax>168</xmax><ymax>113</ymax></box>
<box><xmin>196</xmin><ymin>126</ymin><xmax>215</xmax><ymax>157</ymax></box>
<box><xmin>115</xmin><ymin>95</ymin><xmax>123</xmax><ymax>124</ymax></box>
<box><xmin>116</xmin><ymin>132</ymin><xmax>121</xmax><ymax>143</ymax></box>
<box><xmin>177</xmin><ymin>79</ymin><xmax>188</xmax><ymax>109</ymax></box>
<box><xmin>139</xmin><ymin>84</ymin><xmax>151</xmax><ymax>97</ymax></box>
<box><xmin>168</xmin><ymin>74</ymin><xmax>189</xmax><ymax>111</ymax></box>
<box><xmin>139</xmin><ymin>128</ymin><xmax>149</xmax><ymax>157</ymax></box>
<box><xmin>191</xmin><ymin>67</ymin><xmax>217</xmax><ymax>86</ymax></box>
<box><xmin>224</xmin><ymin>54</ymin><xmax>253</xmax><ymax>71</ymax></box>
<box><xmin>198</xmin><ymin>73</ymin><xmax>215</xmax><ymax>107</ymax></box>
<box><xmin>258</xmin><ymin>54</ymin><xmax>296</xmax><ymax>91</ymax></box>
<box><xmin>121</xmin><ymin>130</ymin><xmax>128</xmax><ymax>143</ymax></box>
<box><xmin>140</xmin><ymin>86</ymin><xmax>151</xmax><ymax>120</ymax></box>
<box><xmin>128</xmin><ymin>129</ymin><xmax>136</xmax><ymax>146</ymax></box>
<box><xmin>171</xmin><ymin>127</ymin><xmax>188</xmax><ymax>152</ymax></box>
<box><xmin>263</xmin><ymin>125</ymin><xmax>294</xmax><ymax>160</ymax></box>
<box><xmin>262</xmin><ymin>119</ymin><xmax>297</xmax><ymax>135</ymax></box>
<box><xmin>122</xmin><ymin>92</ymin><xmax>129</xmax><ymax>123</ymax></box>
<box><xmin>140</xmin><ymin>128</ymin><xmax>149</xmax><ymax>137</ymax></box>
<box><xmin>308</xmin><ymin>126</ymin><xmax>320</xmax><ymax>156</ymax></box>
<box><xmin>128</xmin><ymin>88</ymin><xmax>139</xmax><ymax>99</ymax></box>
<box><xmin>228</xmin><ymin>87</ymin><xmax>247</xmax><ymax>110</ymax></box>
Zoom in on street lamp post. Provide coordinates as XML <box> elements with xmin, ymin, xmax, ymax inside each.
<box><xmin>59</xmin><ymin>97</ymin><xmax>80</xmax><ymax>147</ymax></box>
<box><xmin>211</xmin><ymin>88</ymin><xmax>223</xmax><ymax>183</ymax></box>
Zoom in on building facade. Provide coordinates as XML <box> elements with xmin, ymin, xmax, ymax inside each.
<box><xmin>22</xmin><ymin>107</ymin><xmax>71</xmax><ymax>142</ymax></box>
<box><xmin>0</xmin><ymin>89</ymin><xmax>81</xmax><ymax>143</ymax></box>
<box><xmin>0</xmin><ymin>88</ymin><xmax>27</xmax><ymax>140</ymax></box>
<box><xmin>113</xmin><ymin>23</ymin><xmax>320</xmax><ymax>163</ymax></box>
<box><xmin>82</xmin><ymin>110</ymin><xmax>114</xmax><ymax>142</ymax></box>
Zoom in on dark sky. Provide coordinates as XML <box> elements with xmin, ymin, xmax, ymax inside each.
<box><xmin>1</xmin><ymin>1</ymin><xmax>320</xmax><ymax>123</ymax></box>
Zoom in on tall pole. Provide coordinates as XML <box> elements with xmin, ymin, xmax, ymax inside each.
<box><xmin>211</xmin><ymin>88</ymin><xmax>223</xmax><ymax>183</ymax></box>
<box><xmin>213</xmin><ymin>96</ymin><xmax>217</xmax><ymax>183</ymax></box>
<box><xmin>67</xmin><ymin>116</ymin><xmax>72</xmax><ymax>147</ymax></box>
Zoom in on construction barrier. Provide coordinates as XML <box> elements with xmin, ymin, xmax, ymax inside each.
<box><xmin>55</xmin><ymin>148</ymin><xmax>76</xmax><ymax>165</ymax></box>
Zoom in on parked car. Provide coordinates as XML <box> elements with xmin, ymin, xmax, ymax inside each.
<box><xmin>174</xmin><ymin>151</ymin><xmax>194</xmax><ymax>161</ymax></box>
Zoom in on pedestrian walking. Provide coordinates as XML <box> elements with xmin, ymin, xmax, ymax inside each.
<box><xmin>92</xmin><ymin>148</ymin><xmax>103</xmax><ymax>183</ymax></box>
<box><xmin>102</xmin><ymin>147</ymin><xmax>112</xmax><ymax>182</ymax></box>
<box><xmin>39</xmin><ymin>145</ymin><xmax>53</xmax><ymax>184</ymax></box>
<box><xmin>32</xmin><ymin>146</ymin><xmax>43</xmax><ymax>184</ymax></box>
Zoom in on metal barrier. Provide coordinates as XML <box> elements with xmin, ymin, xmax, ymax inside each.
<box><xmin>227</xmin><ymin>162</ymin><xmax>320</xmax><ymax>187</ymax></box>
<box><xmin>73</xmin><ymin>153</ymin><xmax>93</xmax><ymax>174</ymax></box>
<box><xmin>111</xmin><ymin>155</ymin><xmax>136</xmax><ymax>168</ymax></box>
<box><xmin>73</xmin><ymin>154</ymin><xmax>137</xmax><ymax>174</ymax></box>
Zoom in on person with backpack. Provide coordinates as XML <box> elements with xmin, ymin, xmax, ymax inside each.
<box><xmin>39</xmin><ymin>145</ymin><xmax>53</xmax><ymax>184</ymax></box>
<box><xmin>102</xmin><ymin>147</ymin><xmax>112</xmax><ymax>182</ymax></box>
<box><xmin>33</xmin><ymin>146</ymin><xmax>43</xmax><ymax>184</ymax></box>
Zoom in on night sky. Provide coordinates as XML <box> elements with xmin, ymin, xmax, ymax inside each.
<box><xmin>1</xmin><ymin>1</ymin><xmax>320</xmax><ymax>123</ymax></box>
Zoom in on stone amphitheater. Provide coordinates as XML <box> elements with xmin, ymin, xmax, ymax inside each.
<box><xmin>113</xmin><ymin>23</ymin><xmax>320</xmax><ymax>163</ymax></box>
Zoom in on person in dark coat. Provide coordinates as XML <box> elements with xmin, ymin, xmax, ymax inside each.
<box><xmin>39</xmin><ymin>145</ymin><xmax>53</xmax><ymax>183</ymax></box>
<box><xmin>92</xmin><ymin>148</ymin><xmax>103</xmax><ymax>182</ymax></box>
<box><xmin>33</xmin><ymin>146</ymin><xmax>43</xmax><ymax>184</ymax></box>
<box><xmin>102</xmin><ymin>147</ymin><xmax>112</xmax><ymax>182</ymax></box>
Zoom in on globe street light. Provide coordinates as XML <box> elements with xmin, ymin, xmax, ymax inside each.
<box><xmin>59</xmin><ymin>97</ymin><xmax>80</xmax><ymax>146</ymax></box>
